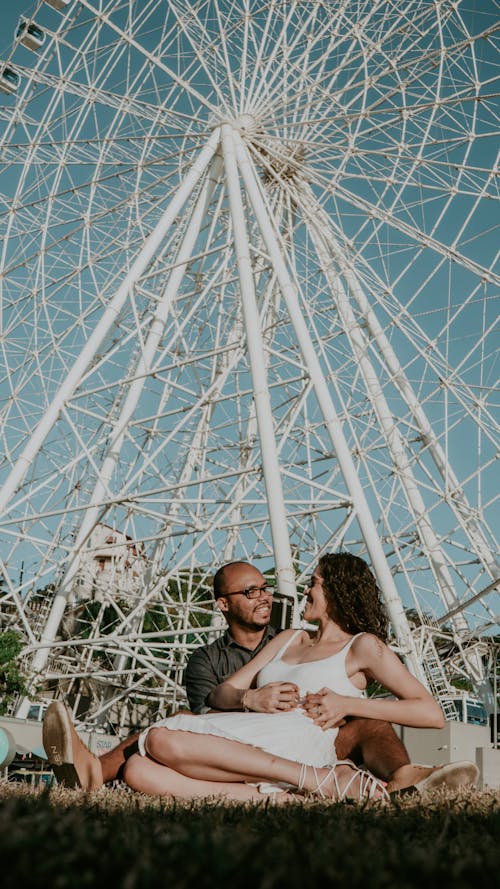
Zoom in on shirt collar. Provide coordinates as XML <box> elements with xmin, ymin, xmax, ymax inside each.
<box><xmin>223</xmin><ymin>625</ymin><xmax>275</xmax><ymax>650</ymax></box>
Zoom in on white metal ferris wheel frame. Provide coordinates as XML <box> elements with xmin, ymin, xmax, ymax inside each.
<box><xmin>0</xmin><ymin>0</ymin><xmax>498</xmax><ymax>726</ymax></box>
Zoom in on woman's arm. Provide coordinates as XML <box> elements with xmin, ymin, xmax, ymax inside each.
<box><xmin>304</xmin><ymin>634</ymin><xmax>445</xmax><ymax>729</ymax></box>
<box><xmin>207</xmin><ymin>629</ymin><xmax>300</xmax><ymax>712</ymax></box>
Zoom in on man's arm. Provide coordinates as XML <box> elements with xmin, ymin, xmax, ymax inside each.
<box><xmin>186</xmin><ymin>629</ymin><xmax>300</xmax><ymax>714</ymax></box>
<box><xmin>208</xmin><ymin>630</ymin><xmax>300</xmax><ymax>713</ymax></box>
<box><xmin>184</xmin><ymin>646</ymin><xmax>221</xmax><ymax>714</ymax></box>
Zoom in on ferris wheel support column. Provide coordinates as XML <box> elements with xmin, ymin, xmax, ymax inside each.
<box><xmin>26</xmin><ymin>150</ymin><xmax>221</xmax><ymax>685</ymax></box>
<box><xmin>303</xmin><ymin>213</ymin><xmax>468</xmax><ymax>623</ymax></box>
<box><xmin>0</xmin><ymin>128</ymin><xmax>221</xmax><ymax>524</ymax></box>
<box><xmin>220</xmin><ymin>123</ymin><xmax>298</xmax><ymax>616</ymax></box>
<box><xmin>313</xmin><ymin>205</ymin><xmax>498</xmax><ymax>582</ymax></box>
<box><xmin>14</xmin><ymin>135</ymin><xmax>221</xmax><ymax>717</ymax></box>
<box><xmin>235</xmin><ymin>135</ymin><xmax>426</xmax><ymax>683</ymax></box>
<box><xmin>83</xmin><ymin>155</ymin><xmax>224</xmax><ymax>695</ymax></box>
<box><xmin>303</xmin><ymin>212</ymin><xmax>489</xmax><ymax>694</ymax></box>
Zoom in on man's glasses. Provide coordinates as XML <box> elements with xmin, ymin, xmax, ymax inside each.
<box><xmin>224</xmin><ymin>584</ymin><xmax>274</xmax><ymax>600</ymax></box>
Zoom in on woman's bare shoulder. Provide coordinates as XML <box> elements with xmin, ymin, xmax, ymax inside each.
<box><xmin>291</xmin><ymin>627</ymin><xmax>314</xmax><ymax>643</ymax></box>
<box><xmin>351</xmin><ymin>632</ymin><xmax>388</xmax><ymax>659</ymax></box>
<box><xmin>271</xmin><ymin>627</ymin><xmax>310</xmax><ymax>651</ymax></box>
<box><xmin>279</xmin><ymin>627</ymin><xmax>306</xmax><ymax>642</ymax></box>
<box><xmin>265</xmin><ymin>627</ymin><xmax>300</xmax><ymax>649</ymax></box>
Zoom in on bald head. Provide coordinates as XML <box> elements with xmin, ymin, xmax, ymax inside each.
<box><xmin>212</xmin><ymin>560</ymin><xmax>272</xmax><ymax>634</ymax></box>
<box><xmin>213</xmin><ymin>561</ymin><xmax>254</xmax><ymax>598</ymax></box>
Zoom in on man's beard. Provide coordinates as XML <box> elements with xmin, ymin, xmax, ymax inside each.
<box><xmin>233</xmin><ymin>613</ymin><xmax>270</xmax><ymax>632</ymax></box>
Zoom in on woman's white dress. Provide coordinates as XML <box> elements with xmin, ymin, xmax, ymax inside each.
<box><xmin>139</xmin><ymin>630</ymin><xmax>365</xmax><ymax>769</ymax></box>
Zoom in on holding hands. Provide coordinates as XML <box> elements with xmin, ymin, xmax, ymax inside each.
<box><xmin>243</xmin><ymin>683</ymin><xmax>351</xmax><ymax>724</ymax></box>
<box><xmin>242</xmin><ymin>682</ymin><xmax>300</xmax><ymax>713</ymax></box>
<box><xmin>302</xmin><ymin>687</ymin><xmax>348</xmax><ymax>729</ymax></box>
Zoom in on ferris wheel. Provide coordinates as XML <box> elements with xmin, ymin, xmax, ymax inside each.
<box><xmin>0</xmin><ymin>0</ymin><xmax>498</xmax><ymax>732</ymax></box>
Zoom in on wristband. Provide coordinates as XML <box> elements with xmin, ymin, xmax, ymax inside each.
<box><xmin>241</xmin><ymin>690</ymin><xmax>251</xmax><ymax>712</ymax></box>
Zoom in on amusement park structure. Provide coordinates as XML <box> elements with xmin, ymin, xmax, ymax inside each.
<box><xmin>0</xmin><ymin>0</ymin><xmax>498</xmax><ymax>737</ymax></box>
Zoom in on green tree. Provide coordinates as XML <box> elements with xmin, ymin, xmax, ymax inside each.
<box><xmin>0</xmin><ymin>630</ymin><xmax>28</xmax><ymax>715</ymax></box>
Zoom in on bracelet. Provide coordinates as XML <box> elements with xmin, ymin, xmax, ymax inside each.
<box><xmin>241</xmin><ymin>690</ymin><xmax>251</xmax><ymax>712</ymax></box>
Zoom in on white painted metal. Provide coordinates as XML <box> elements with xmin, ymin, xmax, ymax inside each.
<box><xmin>306</xmin><ymin>198</ymin><xmax>499</xmax><ymax>584</ymax></box>
<box><xmin>0</xmin><ymin>130</ymin><xmax>220</xmax><ymax>519</ymax></box>
<box><xmin>0</xmin><ymin>1</ymin><xmax>497</xmax><ymax>731</ymax></box>
<box><xmin>15</xmin><ymin>153</ymin><xmax>226</xmax><ymax>718</ymax></box>
<box><xmin>234</xmin><ymin>131</ymin><xmax>428</xmax><ymax>683</ymax></box>
<box><xmin>221</xmin><ymin>123</ymin><xmax>298</xmax><ymax>614</ymax></box>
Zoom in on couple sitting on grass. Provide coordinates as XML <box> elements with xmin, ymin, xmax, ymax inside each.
<box><xmin>44</xmin><ymin>552</ymin><xmax>479</xmax><ymax>804</ymax></box>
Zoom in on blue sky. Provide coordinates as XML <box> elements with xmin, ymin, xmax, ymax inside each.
<box><xmin>0</xmin><ymin>0</ymin><xmax>498</xmax><ymax>629</ymax></box>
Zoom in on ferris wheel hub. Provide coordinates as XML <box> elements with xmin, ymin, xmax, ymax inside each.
<box><xmin>209</xmin><ymin>112</ymin><xmax>262</xmax><ymax>135</ymax></box>
<box><xmin>233</xmin><ymin>113</ymin><xmax>261</xmax><ymax>133</ymax></box>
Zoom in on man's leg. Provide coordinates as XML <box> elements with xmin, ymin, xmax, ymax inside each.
<box><xmin>44</xmin><ymin>704</ymin><xmax>387</xmax><ymax>801</ymax></box>
<box><xmin>43</xmin><ymin>702</ymin><xmax>142</xmax><ymax>790</ymax></box>
<box><xmin>335</xmin><ymin>717</ymin><xmax>409</xmax><ymax>781</ymax></box>
<box><xmin>133</xmin><ymin>725</ymin><xmax>387</xmax><ymax>801</ymax></box>
<box><xmin>335</xmin><ymin>717</ymin><xmax>479</xmax><ymax>793</ymax></box>
<box><xmin>100</xmin><ymin>735</ymin><xmax>141</xmax><ymax>784</ymax></box>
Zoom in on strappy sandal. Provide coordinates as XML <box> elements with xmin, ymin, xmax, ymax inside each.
<box><xmin>297</xmin><ymin>759</ymin><xmax>390</xmax><ymax>803</ymax></box>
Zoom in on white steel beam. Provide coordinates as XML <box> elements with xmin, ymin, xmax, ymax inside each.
<box><xmin>220</xmin><ymin>123</ymin><xmax>299</xmax><ymax>615</ymax></box>
<box><xmin>302</xmin><ymin>209</ymin><xmax>489</xmax><ymax>695</ymax></box>
<box><xmin>304</xmin><ymin>208</ymin><xmax>468</xmax><ymax>622</ymax></box>
<box><xmin>234</xmin><ymin>132</ymin><xmax>427</xmax><ymax>683</ymax></box>
<box><xmin>0</xmin><ymin>129</ymin><xmax>221</xmax><ymax>522</ymax></box>
<box><xmin>309</xmin><ymin>194</ymin><xmax>499</xmax><ymax>581</ymax></box>
<box><xmin>14</xmin><ymin>134</ymin><xmax>221</xmax><ymax>715</ymax></box>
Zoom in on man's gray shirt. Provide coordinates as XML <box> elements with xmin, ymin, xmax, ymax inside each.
<box><xmin>185</xmin><ymin>626</ymin><xmax>279</xmax><ymax>714</ymax></box>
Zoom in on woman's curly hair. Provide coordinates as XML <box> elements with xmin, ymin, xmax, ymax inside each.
<box><xmin>317</xmin><ymin>552</ymin><xmax>389</xmax><ymax>641</ymax></box>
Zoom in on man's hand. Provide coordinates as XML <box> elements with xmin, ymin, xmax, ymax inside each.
<box><xmin>242</xmin><ymin>682</ymin><xmax>300</xmax><ymax>713</ymax></box>
<box><xmin>302</xmin><ymin>688</ymin><xmax>348</xmax><ymax>729</ymax></box>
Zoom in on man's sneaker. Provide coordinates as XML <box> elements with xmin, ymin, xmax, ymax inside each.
<box><xmin>388</xmin><ymin>761</ymin><xmax>479</xmax><ymax>797</ymax></box>
<box><xmin>414</xmin><ymin>761</ymin><xmax>480</xmax><ymax>792</ymax></box>
<box><xmin>42</xmin><ymin>701</ymin><xmax>103</xmax><ymax>791</ymax></box>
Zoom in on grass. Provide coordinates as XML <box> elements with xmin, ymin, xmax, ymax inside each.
<box><xmin>1</xmin><ymin>782</ymin><xmax>499</xmax><ymax>888</ymax></box>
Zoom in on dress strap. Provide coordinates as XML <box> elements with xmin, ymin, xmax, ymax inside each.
<box><xmin>341</xmin><ymin>632</ymin><xmax>365</xmax><ymax>657</ymax></box>
<box><xmin>273</xmin><ymin>628</ymin><xmax>303</xmax><ymax>661</ymax></box>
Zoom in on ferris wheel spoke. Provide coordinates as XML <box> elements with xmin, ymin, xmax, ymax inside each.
<box><xmin>283</xmin><ymin>22</ymin><xmax>495</xmax><ymax>182</ymax></box>
<box><xmin>249</xmin><ymin>143</ymin><xmax>498</xmax><ymax>586</ymax></box>
<box><xmin>265</xmin><ymin>0</ymin><xmax>444</xmax><ymax>134</ymax></box>
<box><xmin>161</xmin><ymin>0</ymin><xmax>234</xmax><ymax>115</ymax></box>
<box><xmin>78</xmin><ymin>0</ymin><xmax>220</xmax><ymax>117</ymax></box>
<box><xmin>0</xmin><ymin>129</ymin><xmax>220</xmax><ymax>519</ymax></box>
<box><xmin>259</xmin><ymin>2</ymin><xmax>394</xmax><ymax>125</ymax></box>
<box><xmin>244</xmin><ymin>0</ymin><xmax>285</xmax><ymax>110</ymax></box>
<box><xmin>1</xmin><ymin>157</ymin><xmax>199</xmax><ymax>293</ymax></box>
<box><xmin>247</xmin><ymin>0</ymin><xmax>332</xmax><ymax>115</ymax></box>
<box><xmin>318</xmin><ymin>239</ymin><xmax>498</xmax><ymax>576</ymax></box>
<box><xmin>2</xmin><ymin>0</ymin><xmax>497</xmax><ymax>723</ymax></box>
<box><xmin>324</xmin><ymin>178</ymin><xmax>499</xmax><ymax>285</ymax></box>
<box><xmin>3</xmin><ymin>30</ymin><xmax>201</xmax><ymax>133</ymax></box>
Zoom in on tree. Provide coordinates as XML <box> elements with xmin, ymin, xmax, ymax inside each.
<box><xmin>0</xmin><ymin>630</ymin><xmax>28</xmax><ymax>715</ymax></box>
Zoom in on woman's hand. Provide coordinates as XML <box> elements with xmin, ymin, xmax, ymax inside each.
<box><xmin>302</xmin><ymin>688</ymin><xmax>348</xmax><ymax>729</ymax></box>
<box><xmin>243</xmin><ymin>682</ymin><xmax>300</xmax><ymax>713</ymax></box>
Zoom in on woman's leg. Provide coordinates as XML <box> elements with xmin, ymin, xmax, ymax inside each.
<box><xmin>123</xmin><ymin>753</ymin><xmax>290</xmax><ymax>803</ymax></box>
<box><xmin>143</xmin><ymin>727</ymin><xmax>386</xmax><ymax>800</ymax></box>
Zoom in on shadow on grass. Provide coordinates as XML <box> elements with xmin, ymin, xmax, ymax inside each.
<box><xmin>1</xmin><ymin>783</ymin><xmax>499</xmax><ymax>888</ymax></box>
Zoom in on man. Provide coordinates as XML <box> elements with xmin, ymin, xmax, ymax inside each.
<box><xmin>43</xmin><ymin>560</ymin><xmax>479</xmax><ymax>795</ymax></box>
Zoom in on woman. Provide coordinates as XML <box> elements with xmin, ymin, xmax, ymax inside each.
<box><xmin>122</xmin><ymin>552</ymin><xmax>445</xmax><ymax>804</ymax></box>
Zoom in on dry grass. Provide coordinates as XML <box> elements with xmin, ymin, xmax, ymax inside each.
<box><xmin>1</xmin><ymin>781</ymin><xmax>499</xmax><ymax>888</ymax></box>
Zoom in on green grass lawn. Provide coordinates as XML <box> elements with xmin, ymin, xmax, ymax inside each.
<box><xmin>1</xmin><ymin>783</ymin><xmax>499</xmax><ymax>888</ymax></box>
